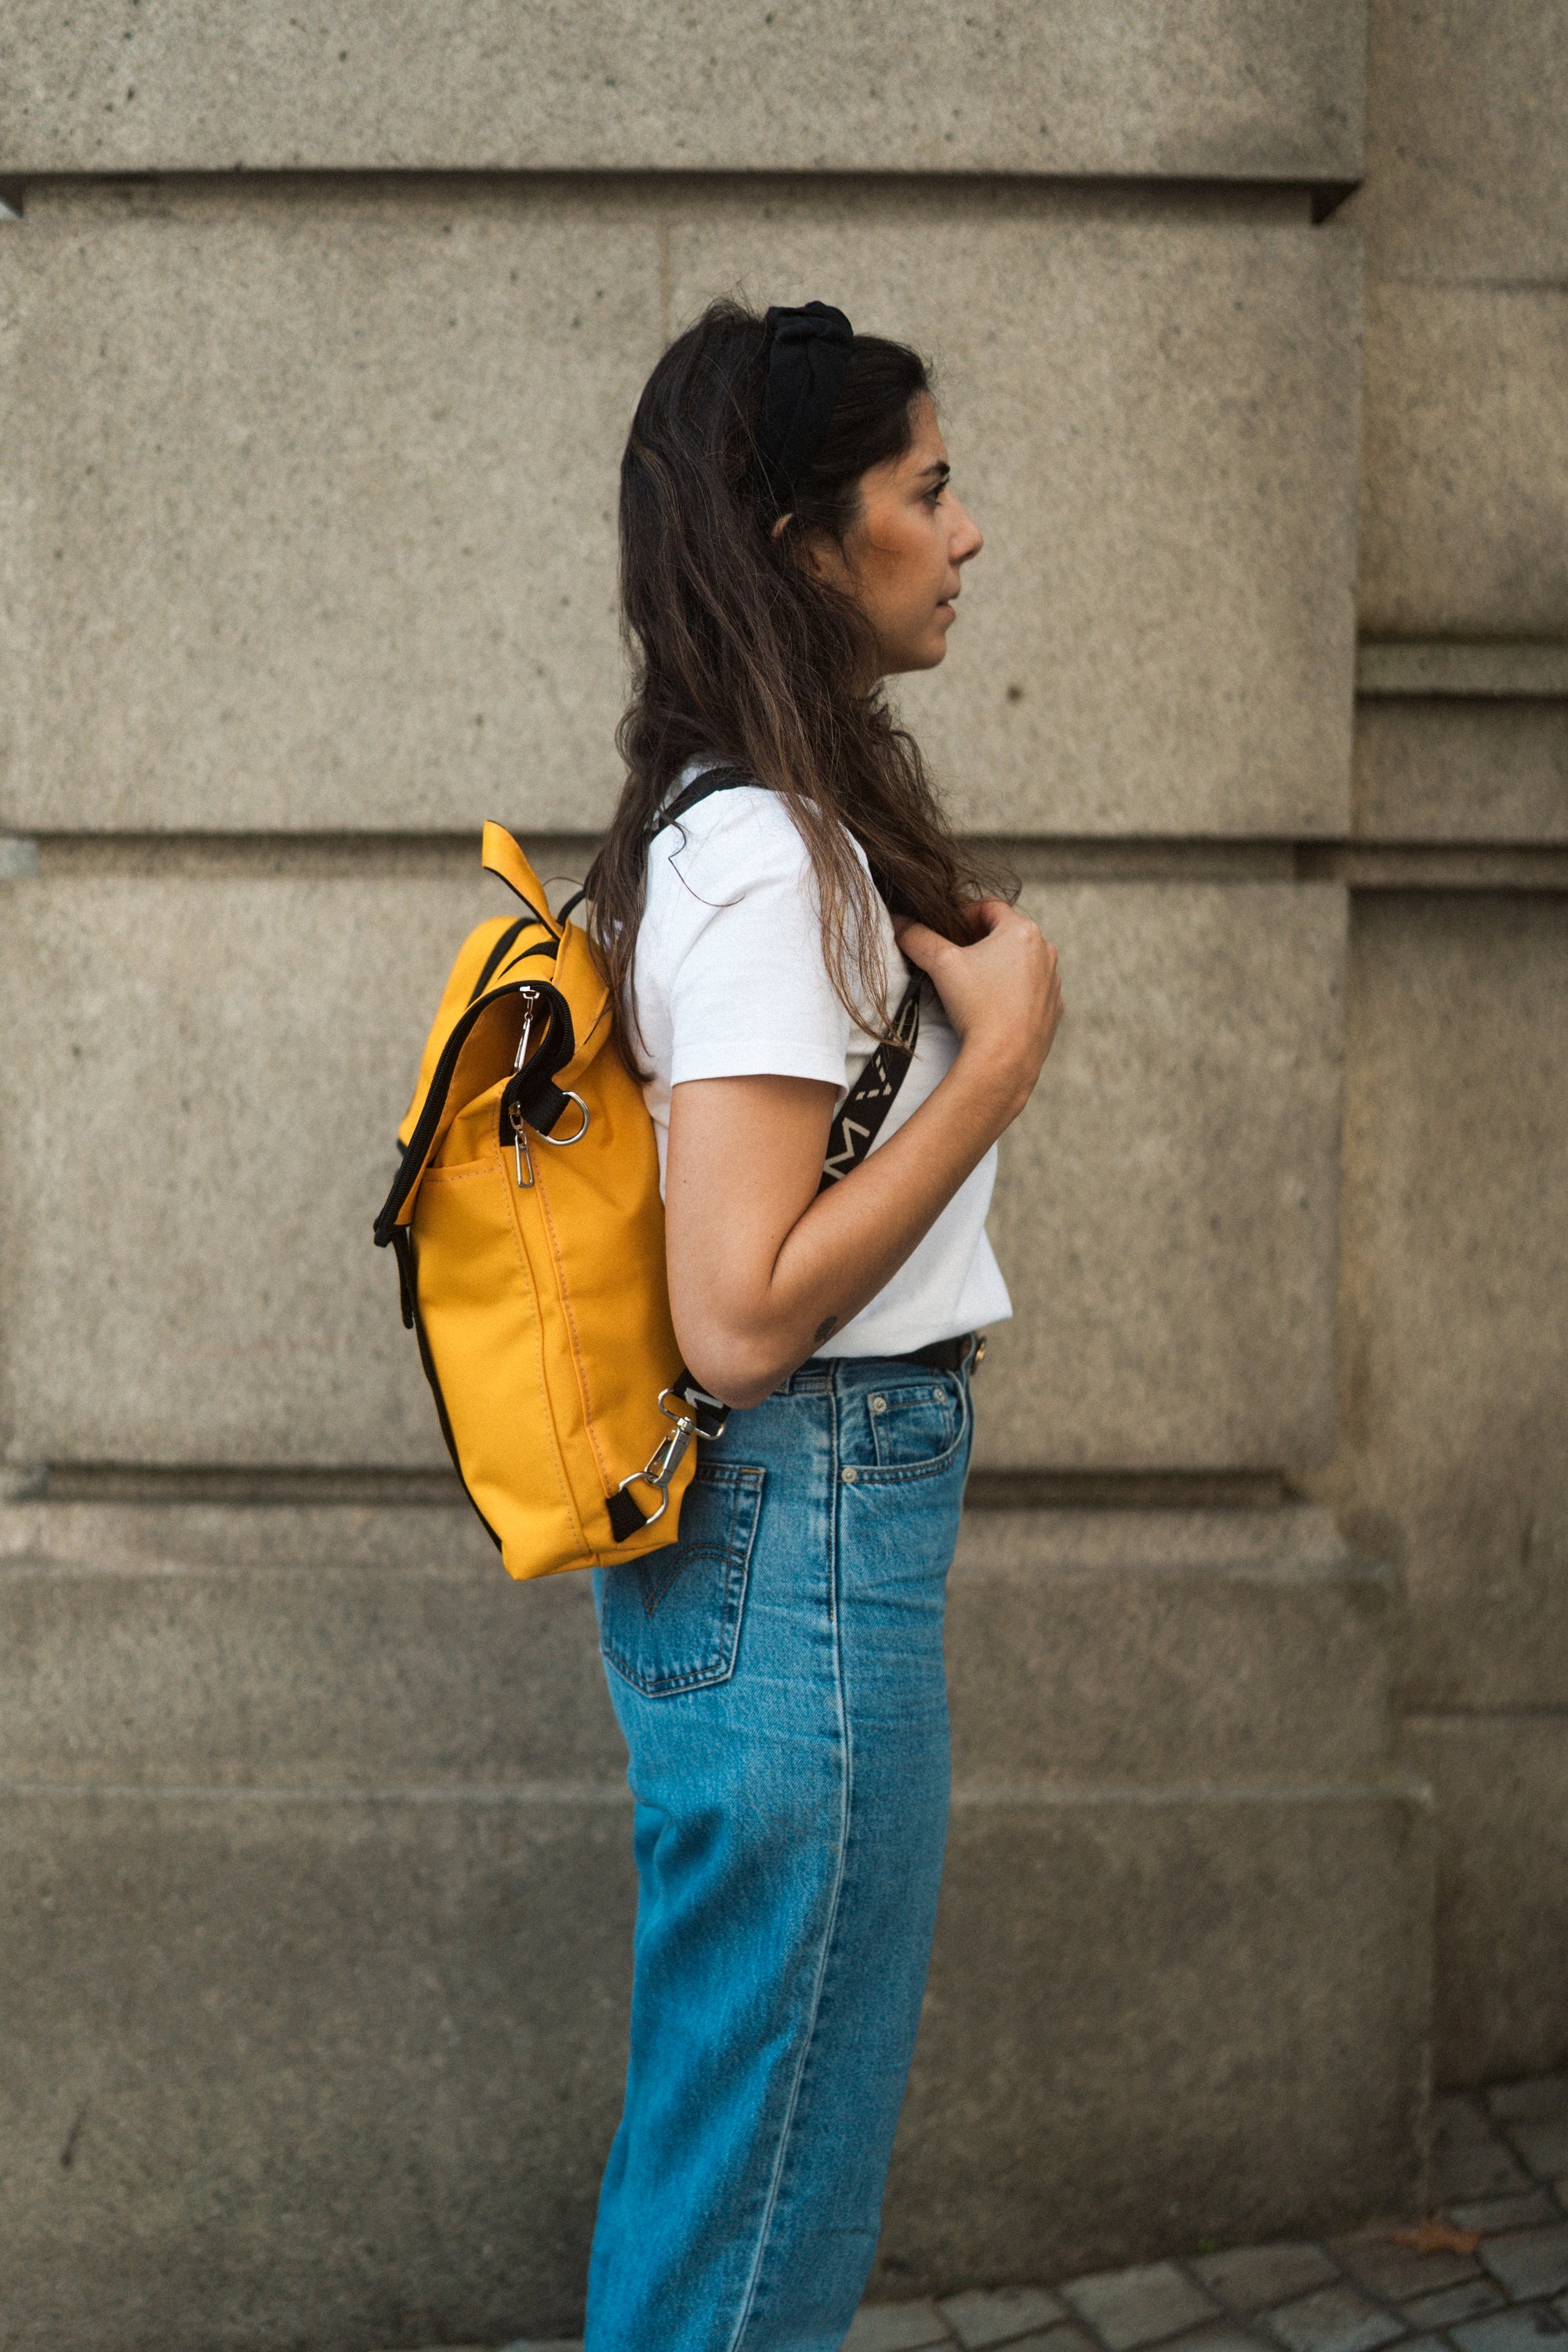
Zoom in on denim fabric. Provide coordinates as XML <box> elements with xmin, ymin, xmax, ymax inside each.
<box><xmin>586</xmin><ymin>1352</ymin><xmax>974</xmax><ymax>2352</ymax></box>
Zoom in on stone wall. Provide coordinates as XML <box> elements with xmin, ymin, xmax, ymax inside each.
<box><xmin>1325</xmin><ymin>0</ymin><xmax>1568</xmax><ymax>2092</ymax></box>
<box><xmin>0</xmin><ymin>2</ymin><xmax>1555</xmax><ymax>2343</ymax></box>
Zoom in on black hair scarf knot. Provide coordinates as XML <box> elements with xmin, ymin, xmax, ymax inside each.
<box><xmin>757</xmin><ymin>300</ymin><xmax>855</xmax><ymax>517</ymax></box>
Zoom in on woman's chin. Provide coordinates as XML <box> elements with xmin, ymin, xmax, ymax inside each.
<box><xmin>878</xmin><ymin>623</ymin><xmax>954</xmax><ymax>677</ymax></box>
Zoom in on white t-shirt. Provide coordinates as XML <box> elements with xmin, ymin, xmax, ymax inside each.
<box><xmin>632</xmin><ymin>777</ymin><xmax>1012</xmax><ymax>1359</ymax></box>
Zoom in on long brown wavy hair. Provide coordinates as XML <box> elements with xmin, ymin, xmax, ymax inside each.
<box><xmin>587</xmin><ymin>296</ymin><xmax>1000</xmax><ymax>1058</ymax></box>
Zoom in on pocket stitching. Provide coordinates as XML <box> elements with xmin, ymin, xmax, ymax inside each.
<box><xmin>854</xmin><ymin>1376</ymin><xmax>971</xmax><ymax>1486</ymax></box>
<box><xmin>601</xmin><ymin>1464</ymin><xmax>765</xmax><ymax>1696</ymax></box>
<box><xmin>868</xmin><ymin>1382</ymin><xmax>960</xmax><ymax>1472</ymax></box>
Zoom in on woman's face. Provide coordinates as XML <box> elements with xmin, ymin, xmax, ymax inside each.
<box><xmin>808</xmin><ymin>394</ymin><xmax>984</xmax><ymax>677</ymax></box>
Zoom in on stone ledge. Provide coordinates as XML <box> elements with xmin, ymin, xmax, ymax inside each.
<box><xmin>1403</xmin><ymin>1715</ymin><xmax>1568</xmax><ymax>2089</ymax></box>
<box><xmin>1352</xmin><ymin>698</ymin><xmax>1568</xmax><ymax>851</ymax></box>
<box><xmin>0</xmin><ymin>1773</ymin><xmax>1430</xmax><ymax>2346</ymax></box>
<box><xmin>1359</xmin><ymin>284</ymin><xmax>1568</xmax><ymax>641</ymax></box>
<box><xmin>0</xmin><ymin>1502</ymin><xmax>1397</xmax><ymax>1791</ymax></box>
<box><xmin>0</xmin><ymin>2</ymin><xmax>1368</xmax><ymax>178</ymax></box>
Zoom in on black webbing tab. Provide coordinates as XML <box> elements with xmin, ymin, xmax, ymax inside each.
<box><xmin>501</xmin><ymin>1072</ymin><xmax>572</xmax><ymax>1140</ymax></box>
<box><xmin>607</xmin><ymin>1488</ymin><xmax>649</xmax><ymax>1542</ymax></box>
<box><xmin>390</xmin><ymin>1225</ymin><xmax>417</xmax><ymax>1331</ymax></box>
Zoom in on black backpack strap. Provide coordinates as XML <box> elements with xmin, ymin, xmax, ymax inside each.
<box><xmin>650</xmin><ymin>763</ymin><xmax>757</xmax><ymax>837</ymax></box>
<box><xmin>818</xmin><ymin>973</ymin><xmax>922</xmax><ymax>1190</ymax></box>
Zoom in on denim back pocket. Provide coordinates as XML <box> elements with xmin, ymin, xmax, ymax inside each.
<box><xmin>598</xmin><ymin>1461</ymin><xmax>766</xmax><ymax>1697</ymax></box>
<box><xmin>866</xmin><ymin>1378</ymin><xmax>962</xmax><ymax>1473</ymax></box>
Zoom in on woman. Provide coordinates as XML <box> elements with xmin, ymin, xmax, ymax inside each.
<box><xmin>583</xmin><ymin>298</ymin><xmax>1062</xmax><ymax>2351</ymax></box>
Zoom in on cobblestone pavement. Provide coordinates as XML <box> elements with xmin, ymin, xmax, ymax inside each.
<box><xmin>415</xmin><ymin>2074</ymin><xmax>1568</xmax><ymax>2352</ymax></box>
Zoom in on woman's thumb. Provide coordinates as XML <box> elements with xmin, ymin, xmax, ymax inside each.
<box><xmin>893</xmin><ymin>918</ymin><xmax>946</xmax><ymax>972</ymax></box>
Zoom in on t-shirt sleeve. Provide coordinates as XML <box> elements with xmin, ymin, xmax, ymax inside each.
<box><xmin>658</xmin><ymin>800</ymin><xmax>855</xmax><ymax>1091</ymax></box>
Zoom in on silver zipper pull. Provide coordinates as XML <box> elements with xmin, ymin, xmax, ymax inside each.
<box><xmin>509</xmin><ymin>1099</ymin><xmax>535</xmax><ymax>1188</ymax></box>
<box><xmin>514</xmin><ymin>996</ymin><xmax>536</xmax><ymax>1072</ymax></box>
<box><xmin>510</xmin><ymin>993</ymin><xmax>538</xmax><ymax>1184</ymax></box>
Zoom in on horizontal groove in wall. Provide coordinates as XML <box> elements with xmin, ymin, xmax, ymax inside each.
<box><xmin>1358</xmin><ymin>641</ymin><xmax>1568</xmax><ymax>698</ymax></box>
<box><xmin>11</xmin><ymin>1464</ymin><xmax>1294</xmax><ymax>1511</ymax></box>
<box><xmin>1403</xmin><ymin>1708</ymin><xmax>1568</xmax><ymax>1726</ymax></box>
<box><xmin>966</xmin><ymin>1470</ymin><xmax>1291</xmax><ymax>1510</ymax></box>
<box><xmin>0</xmin><ymin>1775</ymin><xmax>1425</xmax><ymax>1809</ymax></box>
<box><xmin>1298</xmin><ymin>844</ymin><xmax>1568</xmax><ymax>891</ymax></box>
<box><xmin>11</xmin><ymin>172</ymin><xmax>1324</xmax><ymax>222</ymax></box>
<box><xmin>9</xmin><ymin>834</ymin><xmax>1568</xmax><ymax>891</ymax></box>
<box><xmin>10</xmin><ymin>1465</ymin><xmax>470</xmax><ymax>1508</ymax></box>
<box><xmin>17</xmin><ymin>833</ymin><xmax>498</xmax><ymax>882</ymax></box>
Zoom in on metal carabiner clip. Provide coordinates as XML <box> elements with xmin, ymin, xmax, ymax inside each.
<box><xmin>657</xmin><ymin>1384</ymin><xmax>729</xmax><ymax>1443</ymax></box>
<box><xmin>615</xmin><ymin>1410</ymin><xmax>698</xmax><ymax>1529</ymax></box>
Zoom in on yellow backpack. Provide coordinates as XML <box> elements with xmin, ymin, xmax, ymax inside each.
<box><xmin>372</xmin><ymin>821</ymin><xmax>724</xmax><ymax>1580</ymax></box>
<box><xmin>374</xmin><ymin>789</ymin><xmax>920</xmax><ymax>1582</ymax></box>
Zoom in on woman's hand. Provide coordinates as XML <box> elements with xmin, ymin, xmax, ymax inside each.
<box><xmin>896</xmin><ymin>898</ymin><xmax>1062</xmax><ymax>1122</ymax></box>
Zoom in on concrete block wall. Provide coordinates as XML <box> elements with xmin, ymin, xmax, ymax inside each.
<box><xmin>0</xmin><ymin>1500</ymin><xmax>1428</xmax><ymax>2350</ymax></box>
<box><xmin>20</xmin><ymin>0</ymin><xmax>1565</xmax><ymax>2338</ymax></box>
<box><xmin>1325</xmin><ymin>0</ymin><xmax>1568</xmax><ymax>2090</ymax></box>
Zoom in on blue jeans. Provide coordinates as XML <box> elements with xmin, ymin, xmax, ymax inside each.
<box><xmin>586</xmin><ymin>1351</ymin><xmax>975</xmax><ymax>2352</ymax></box>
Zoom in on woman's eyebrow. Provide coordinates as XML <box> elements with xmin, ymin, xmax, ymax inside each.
<box><xmin>920</xmin><ymin>459</ymin><xmax>951</xmax><ymax>485</ymax></box>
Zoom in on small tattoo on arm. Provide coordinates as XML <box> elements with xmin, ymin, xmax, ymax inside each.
<box><xmin>813</xmin><ymin>1315</ymin><xmax>838</xmax><ymax>1345</ymax></box>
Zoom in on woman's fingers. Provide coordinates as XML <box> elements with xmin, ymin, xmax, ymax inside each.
<box><xmin>893</xmin><ymin>916</ymin><xmax>947</xmax><ymax>971</ymax></box>
<box><xmin>968</xmin><ymin>897</ymin><xmax>1015</xmax><ymax>935</ymax></box>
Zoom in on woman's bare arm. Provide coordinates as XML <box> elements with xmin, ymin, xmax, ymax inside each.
<box><xmin>663</xmin><ymin>899</ymin><xmax>1062</xmax><ymax>1407</ymax></box>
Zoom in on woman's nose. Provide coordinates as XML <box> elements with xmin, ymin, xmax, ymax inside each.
<box><xmin>953</xmin><ymin>501</ymin><xmax>983</xmax><ymax>562</ymax></box>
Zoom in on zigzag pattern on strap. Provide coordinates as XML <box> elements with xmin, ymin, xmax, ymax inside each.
<box><xmin>818</xmin><ymin>977</ymin><xmax>922</xmax><ymax>1192</ymax></box>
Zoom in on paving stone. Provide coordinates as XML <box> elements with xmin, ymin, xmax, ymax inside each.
<box><xmin>1063</xmin><ymin>2263</ymin><xmax>1221</xmax><ymax>2350</ymax></box>
<box><xmin>962</xmin><ymin>2332</ymin><xmax>1094</xmax><ymax>2352</ymax></box>
<box><xmin>1436</xmin><ymin>2098</ymin><xmax>1536</xmax><ymax>2199</ymax></box>
<box><xmin>1452</xmin><ymin>2310</ymin><xmax>1568</xmax><ymax>2352</ymax></box>
<box><xmin>1511</xmin><ymin>2128</ymin><xmax>1568</xmax><ymax>2183</ymax></box>
<box><xmin>1451</xmin><ymin>2192</ymin><xmax>1565</xmax><ymax>2234</ymax></box>
<box><xmin>1165</xmin><ymin>2330</ymin><xmax>1283</xmax><ymax>2352</ymax></box>
<box><xmin>844</xmin><ymin>2304</ymin><xmax>956</xmax><ymax>2351</ymax></box>
<box><xmin>1194</xmin><ymin>2245</ymin><xmax>1342</xmax><ymax>2315</ymax></box>
<box><xmin>1491</xmin><ymin>2082</ymin><xmax>1568</xmax><ymax>2126</ymax></box>
<box><xmin>939</xmin><ymin>2287</ymin><xmax>1069</xmax><ymax>2347</ymax></box>
<box><xmin>1480</xmin><ymin>2229</ymin><xmax>1568</xmax><ymax>2302</ymax></box>
<box><xmin>1332</xmin><ymin>2232</ymin><xmax>1481</xmax><ymax>2299</ymax></box>
<box><xmin>1266</xmin><ymin>2283</ymin><xmax>1408</xmax><ymax>2352</ymax></box>
<box><xmin>1403</xmin><ymin>2281</ymin><xmax>1508</xmax><ymax>2327</ymax></box>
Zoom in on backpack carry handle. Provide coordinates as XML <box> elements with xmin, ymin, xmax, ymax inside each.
<box><xmin>482</xmin><ymin>822</ymin><xmax>556</xmax><ymax>924</ymax></box>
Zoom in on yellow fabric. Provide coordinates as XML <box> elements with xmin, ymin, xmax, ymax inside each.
<box><xmin>390</xmin><ymin>828</ymin><xmax>693</xmax><ymax>1578</ymax></box>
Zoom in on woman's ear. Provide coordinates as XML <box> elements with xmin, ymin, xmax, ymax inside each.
<box><xmin>788</xmin><ymin>524</ymin><xmax>852</xmax><ymax>590</ymax></box>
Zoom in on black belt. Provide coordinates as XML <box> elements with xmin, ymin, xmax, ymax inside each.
<box><xmin>889</xmin><ymin>1333</ymin><xmax>984</xmax><ymax>1374</ymax></box>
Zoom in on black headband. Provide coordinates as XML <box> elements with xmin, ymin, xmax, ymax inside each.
<box><xmin>756</xmin><ymin>300</ymin><xmax>855</xmax><ymax>515</ymax></box>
